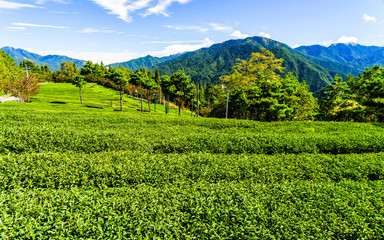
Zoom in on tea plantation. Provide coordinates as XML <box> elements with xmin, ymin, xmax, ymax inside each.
<box><xmin>0</xmin><ymin>83</ymin><xmax>383</xmax><ymax>239</ymax></box>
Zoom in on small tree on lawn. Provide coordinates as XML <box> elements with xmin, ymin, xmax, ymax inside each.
<box><xmin>3</xmin><ymin>73</ymin><xmax>40</xmax><ymax>103</ymax></box>
<box><xmin>171</xmin><ymin>70</ymin><xmax>190</xmax><ymax>116</ymax></box>
<box><xmin>109</xmin><ymin>67</ymin><xmax>129</xmax><ymax>111</ymax></box>
<box><xmin>72</xmin><ymin>75</ymin><xmax>87</xmax><ymax>104</ymax></box>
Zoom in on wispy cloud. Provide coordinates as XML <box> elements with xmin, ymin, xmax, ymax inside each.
<box><xmin>89</xmin><ymin>0</ymin><xmax>153</xmax><ymax>22</ymax></box>
<box><xmin>0</xmin><ymin>0</ymin><xmax>37</xmax><ymax>9</ymax></box>
<box><xmin>163</xmin><ymin>22</ymin><xmax>249</xmax><ymax>38</ymax></box>
<box><xmin>163</xmin><ymin>24</ymin><xmax>208</xmax><ymax>33</ymax></box>
<box><xmin>4</xmin><ymin>26</ymin><xmax>26</xmax><ymax>31</ymax></box>
<box><xmin>35</xmin><ymin>0</ymin><xmax>71</xmax><ymax>4</ymax></box>
<box><xmin>143</xmin><ymin>0</ymin><xmax>191</xmax><ymax>17</ymax></box>
<box><xmin>363</xmin><ymin>14</ymin><xmax>377</xmax><ymax>23</ymax></box>
<box><xmin>12</xmin><ymin>22</ymin><xmax>69</xmax><ymax>29</ymax></box>
<box><xmin>209</xmin><ymin>23</ymin><xmax>233</xmax><ymax>33</ymax></box>
<box><xmin>77</xmin><ymin>27</ymin><xmax>124</xmax><ymax>34</ymax></box>
<box><xmin>48</xmin><ymin>10</ymin><xmax>79</xmax><ymax>14</ymax></box>
<box><xmin>89</xmin><ymin>0</ymin><xmax>191</xmax><ymax>22</ymax></box>
<box><xmin>141</xmin><ymin>39</ymin><xmax>209</xmax><ymax>44</ymax></box>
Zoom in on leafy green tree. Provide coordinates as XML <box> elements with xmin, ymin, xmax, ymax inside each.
<box><xmin>221</xmin><ymin>48</ymin><xmax>285</xmax><ymax>90</ymax></box>
<box><xmin>185</xmin><ymin>82</ymin><xmax>197</xmax><ymax>116</ymax></box>
<box><xmin>160</xmin><ymin>75</ymin><xmax>176</xmax><ymax>114</ymax></box>
<box><xmin>319</xmin><ymin>74</ymin><xmax>366</xmax><ymax>121</ymax></box>
<box><xmin>220</xmin><ymin>49</ymin><xmax>317</xmax><ymax>121</ymax></box>
<box><xmin>131</xmin><ymin>69</ymin><xmax>148</xmax><ymax>112</ymax></box>
<box><xmin>0</xmin><ymin>50</ymin><xmax>22</xmax><ymax>95</ymax></box>
<box><xmin>54</xmin><ymin>62</ymin><xmax>79</xmax><ymax>83</ymax></box>
<box><xmin>203</xmin><ymin>84</ymin><xmax>226</xmax><ymax>117</ymax></box>
<box><xmin>72</xmin><ymin>75</ymin><xmax>87</xmax><ymax>104</ymax></box>
<box><xmin>2</xmin><ymin>73</ymin><xmax>40</xmax><ymax>102</ymax></box>
<box><xmin>81</xmin><ymin>61</ymin><xmax>110</xmax><ymax>86</ymax></box>
<box><xmin>142</xmin><ymin>72</ymin><xmax>159</xmax><ymax>114</ymax></box>
<box><xmin>171</xmin><ymin>70</ymin><xmax>190</xmax><ymax>116</ymax></box>
<box><xmin>109</xmin><ymin>67</ymin><xmax>130</xmax><ymax>111</ymax></box>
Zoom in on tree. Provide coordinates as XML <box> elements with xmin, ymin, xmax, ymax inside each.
<box><xmin>160</xmin><ymin>75</ymin><xmax>175</xmax><ymax>114</ymax></box>
<box><xmin>319</xmin><ymin>65</ymin><xmax>384</xmax><ymax>122</ymax></box>
<box><xmin>141</xmin><ymin>69</ymin><xmax>159</xmax><ymax>114</ymax></box>
<box><xmin>81</xmin><ymin>61</ymin><xmax>109</xmax><ymax>85</ymax></box>
<box><xmin>109</xmin><ymin>67</ymin><xmax>130</xmax><ymax>111</ymax></box>
<box><xmin>72</xmin><ymin>75</ymin><xmax>87</xmax><ymax>104</ymax></box>
<box><xmin>221</xmin><ymin>48</ymin><xmax>285</xmax><ymax>90</ymax></box>
<box><xmin>220</xmin><ymin>49</ymin><xmax>317</xmax><ymax>121</ymax></box>
<box><xmin>171</xmin><ymin>70</ymin><xmax>190</xmax><ymax>116</ymax></box>
<box><xmin>0</xmin><ymin>50</ymin><xmax>22</xmax><ymax>95</ymax></box>
<box><xmin>131</xmin><ymin>69</ymin><xmax>148</xmax><ymax>112</ymax></box>
<box><xmin>3</xmin><ymin>73</ymin><xmax>40</xmax><ymax>102</ymax></box>
<box><xmin>54</xmin><ymin>62</ymin><xmax>79</xmax><ymax>83</ymax></box>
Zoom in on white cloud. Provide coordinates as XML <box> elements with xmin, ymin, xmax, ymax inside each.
<box><xmin>292</xmin><ymin>44</ymin><xmax>302</xmax><ymax>49</ymax></box>
<box><xmin>148</xmin><ymin>38</ymin><xmax>214</xmax><ymax>56</ymax></box>
<box><xmin>12</xmin><ymin>22</ymin><xmax>68</xmax><ymax>29</ymax></box>
<box><xmin>4</xmin><ymin>26</ymin><xmax>26</xmax><ymax>31</ymax></box>
<box><xmin>89</xmin><ymin>0</ymin><xmax>153</xmax><ymax>22</ymax></box>
<box><xmin>142</xmin><ymin>39</ymin><xmax>210</xmax><ymax>44</ymax></box>
<box><xmin>77</xmin><ymin>27</ymin><xmax>125</xmax><ymax>34</ymax></box>
<box><xmin>143</xmin><ymin>0</ymin><xmax>191</xmax><ymax>17</ymax></box>
<box><xmin>322</xmin><ymin>40</ymin><xmax>334</xmax><ymax>47</ymax></box>
<box><xmin>35</xmin><ymin>0</ymin><xmax>71</xmax><ymax>4</ymax></box>
<box><xmin>336</xmin><ymin>36</ymin><xmax>358</xmax><ymax>44</ymax></box>
<box><xmin>0</xmin><ymin>0</ymin><xmax>37</xmax><ymax>9</ymax></box>
<box><xmin>258</xmin><ymin>32</ymin><xmax>271</xmax><ymax>39</ymax></box>
<box><xmin>209</xmin><ymin>23</ymin><xmax>233</xmax><ymax>33</ymax></box>
<box><xmin>163</xmin><ymin>25</ymin><xmax>208</xmax><ymax>33</ymax></box>
<box><xmin>321</xmin><ymin>36</ymin><xmax>358</xmax><ymax>47</ymax></box>
<box><xmin>78</xmin><ymin>28</ymin><xmax>100</xmax><ymax>33</ymax></box>
<box><xmin>90</xmin><ymin>0</ymin><xmax>190</xmax><ymax>22</ymax></box>
<box><xmin>231</xmin><ymin>30</ymin><xmax>249</xmax><ymax>39</ymax></box>
<box><xmin>363</xmin><ymin>14</ymin><xmax>377</xmax><ymax>23</ymax></box>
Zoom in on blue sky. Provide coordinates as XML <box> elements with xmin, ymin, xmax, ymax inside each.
<box><xmin>1</xmin><ymin>0</ymin><xmax>384</xmax><ymax>64</ymax></box>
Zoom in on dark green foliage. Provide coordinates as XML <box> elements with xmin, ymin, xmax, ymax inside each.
<box><xmin>0</xmin><ymin>49</ymin><xmax>22</xmax><ymax>95</ymax></box>
<box><xmin>320</xmin><ymin>65</ymin><xmax>384</xmax><ymax>122</ymax></box>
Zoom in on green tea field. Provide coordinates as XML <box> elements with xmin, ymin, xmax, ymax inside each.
<box><xmin>0</xmin><ymin>83</ymin><xmax>383</xmax><ymax>239</ymax></box>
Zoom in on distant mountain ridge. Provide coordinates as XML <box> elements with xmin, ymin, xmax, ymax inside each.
<box><xmin>3</xmin><ymin>38</ymin><xmax>384</xmax><ymax>93</ymax></box>
<box><xmin>295</xmin><ymin>43</ymin><xmax>384</xmax><ymax>70</ymax></box>
<box><xmin>0</xmin><ymin>47</ymin><xmax>86</xmax><ymax>71</ymax></box>
<box><xmin>149</xmin><ymin>37</ymin><xmax>342</xmax><ymax>92</ymax></box>
<box><xmin>108</xmin><ymin>53</ymin><xmax>182</xmax><ymax>70</ymax></box>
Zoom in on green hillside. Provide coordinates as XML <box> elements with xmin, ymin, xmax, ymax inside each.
<box><xmin>150</xmin><ymin>37</ymin><xmax>338</xmax><ymax>92</ymax></box>
<box><xmin>0</xmin><ymin>83</ymin><xmax>384</xmax><ymax>238</ymax></box>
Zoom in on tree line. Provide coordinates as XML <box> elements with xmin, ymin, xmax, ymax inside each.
<box><xmin>1</xmin><ymin>48</ymin><xmax>384</xmax><ymax>122</ymax></box>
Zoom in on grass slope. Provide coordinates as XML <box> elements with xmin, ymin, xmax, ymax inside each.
<box><xmin>0</xmin><ymin>83</ymin><xmax>384</xmax><ymax>239</ymax></box>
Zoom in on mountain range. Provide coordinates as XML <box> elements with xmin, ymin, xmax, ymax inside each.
<box><xmin>0</xmin><ymin>47</ymin><xmax>87</xmax><ymax>71</ymax></box>
<box><xmin>2</xmin><ymin>37</ymin><xmax>384</xmax><ymax>92</ymax></box>
<box><xmin>107</xmin><ymin>54</ymin><xmax>182</xmax><ymax>70</ymax></box>
<box><xmin>295</xmin><ymin>43</ymin><xmax>384</xmax><ymax>71</ymax></box>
